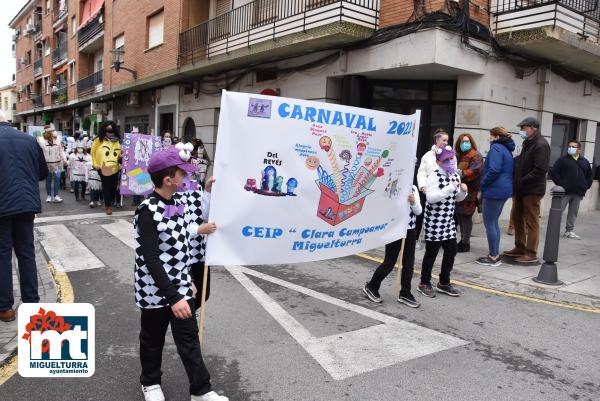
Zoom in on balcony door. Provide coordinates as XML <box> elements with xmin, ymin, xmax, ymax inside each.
<box><xmin>253</xmin><ymin>0</ymin><xmax>277</xmax><ymax>26</ymax></box>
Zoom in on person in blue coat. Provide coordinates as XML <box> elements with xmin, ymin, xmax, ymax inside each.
<box><xmin>0</xmin><ymin>111</ymin><xmax>49</xmax><ymax>322</ymax></box>
<box><xmin>477</xmin><ymin>127</ymin><xmax>515</xmax><ymax>267</ymax></box>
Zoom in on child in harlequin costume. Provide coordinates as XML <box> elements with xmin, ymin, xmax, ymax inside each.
<box><xmin>68</xmin><ymin>145</ymin><xmax>91</xmax><ymax>201</ymax></box>
<box><xmin>363</xmin><ymin>185</ymin><xmax>422</xmax><ymax>307</ymax></box>
<box><xmin>418</xmin><ymin>146</ymin><xmax>468</xmax><ymax>299</ymax></box>
<box><xmin>133</xmin><ymin>147</ymin><xmax>228</xmax><ymax>401</ymax></box>
<box><xmin>86</xmin><ymin>161</ymin><xmax>102</xmax><ymax>208</ymax></box>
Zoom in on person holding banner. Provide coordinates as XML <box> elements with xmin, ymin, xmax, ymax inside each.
<box><xmin>419</xmin><ymin>146</ymin><xmax>468</xmax><ymax>298</ymax></box>
<box><xmin>133</xmin><ymin>147</ymin><xmax>227</xmax><ymax>401</ymax></box>
<box><xmin>363</xmin><ymin>185</ymin><xmax>423</xmax><ymax>308</ymax></box>
<box><xmin>416</xmin><ymin>129</ymin><xmax>450</xmax><ymax>238</ymax></box>
<box><xmin>91</xmin><ymin>121</ymin><xmax>122</xmax><ymax>215</ymax></box>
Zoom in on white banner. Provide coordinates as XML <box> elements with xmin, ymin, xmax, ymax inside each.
<box><xmin>206</xmin><ymin>91</ymin><xmax>420</xmax><ymax>266</ymax></box>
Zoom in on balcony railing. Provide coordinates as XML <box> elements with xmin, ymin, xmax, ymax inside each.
<box><xmin>32</xmin><ymin>94</ymin><xmax>43</xmax><ymax>109</ymax></box>
<box><xmin>34</xmin><ymin>58</ymin><xmax>43</xmax><ymax>77</ymax></box>
<box><xmin>78</xmin><ymin>12</ymin><xmax>104</xmax><ymax>49</ymax></box>
<box><xmin>179</xmin><ymin>0</ymin><xmax>379</xmax><ymax>65</ymax></box>
<box><xmin>53</xmin><ymin>6</ymin><xmax>68</xmax><ymax>23</ymax></box>
<box><xmin>491</xmin><ymin>0</ymin><xmax>600</xmax><ymax>41</ymax></box>
<box><xmin>51</xmin><ymin>85</ymin><xmax>68</xmax><ymax>106</ymax></box>
<box><xmin>52</xmin><ymin>41</ymin><xmax>68</xmax><ymax>67</ymax></box>
<box><xmin>77</xmin><ymin>70</ymin><xmax>103</xmax><ymax>96</ymax></box>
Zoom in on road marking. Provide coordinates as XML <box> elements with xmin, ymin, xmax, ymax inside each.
<box><xmin>226</xmin><ymin>265</ymin><xmax>468</xmax><ymax>380</ymax></box>
<box><xmin>356</xmin><ymin>252</ymin><xmax>600</xmax><ymax>314</ymax></box>
<box><xmin>36</xmin><ymin>225</ymin><xmax>104</xmax><ymax>272</ymax></box>
<box><xmin>101</xmin><ymin>220</ymin><xmax>135</xmax><ymax>249</ymax></box>
<box><xmin>35</xmin><ymin>211</ymin><xmax>134</xmax><ymax>224</ymax></box>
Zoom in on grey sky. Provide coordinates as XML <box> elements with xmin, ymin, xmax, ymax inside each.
<box><xmin>0</xmin><ymin>0</ymin><xmax>29</xmax><ymax>87</ymax></box>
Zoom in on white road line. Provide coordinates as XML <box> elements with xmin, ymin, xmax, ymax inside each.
<box><xmin>35</xmin><ymin>211</ymin><xmax>134</xmax><ymax>224</ymax></box>
<box><xmin>226</xmin><ymin>265</ymin><xmax>468</xmax><ymax>380</ymax></box>
<box><xmin>36</xmin><ymin>225</ymin><xmax>104</xmax><ymax>272</ymax></box>
<box><xmin>101</xmin><ymin>220</ymin><xmax>135</xmax><ymax>249</ymax></box>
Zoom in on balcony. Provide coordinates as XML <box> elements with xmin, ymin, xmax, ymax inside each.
<box><xmin>32</xmin><ymin>95</ymin><xmax>44</xmax><ymax>109</ymax></box>
<box><xmin>179</xmin><ymin>0</ymin><xmax>379</xmax><ymax>67</ymax></box>
<box><xmin>52</xmin><ymin>41</ymin><xmax>68</xmax><ymax>68</ymax></box>
<box><xmin>77</xmin><ymin>70</ymin><xmax>103</xmax><ymax>97</ymax></box>
<box><xmin>53</xmin><ymin>6</ymin><xmax>68</xmax><ymax>25</ymax></box>
<box><xmin>51</xmin><ymin>85</ymin><xmax>68</xmax><ymax>106</ymax></box>
<box><xmin>34</xmin><ymin>58</ymin><xmax>43</xmax><ymax>77</ymax></box>
<box><xmin>491</xmin><ymin>0</ymin><xmax>600</xmax><ymax>78</ymax></box>
<box><xmin>78</xmin><ymin>12</ymin><xmax>104</xmax><ymax>53</ymax></box>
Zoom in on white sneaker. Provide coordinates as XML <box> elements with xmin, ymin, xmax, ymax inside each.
<box><xmin>46</xmin><ymin>195</ymin><xmax>52</xmax><ymax>203</ymax></box>
<box><xmin>53</xmin><ymin>195</ymin><xmax>63</xmax><ymax>203</ymax></box>
<box><xmin>191</xmin><ymin>391</ymin><xmax>229</xmax><ymax>401</ymax></box>
<box><xmin>96</xmin><ymin>201</ymin><xmax>102</xmax><ymax>206</ymax></box>
<box><xmin>142</xmin><ymin>384</ymin><xmax>165</xmax><ymax>401</ymax></box>
<box><xmin>89</xmin><ymin>201</ymin><xmax>95</xmax><ymax>208</ymax></box>
<box><xmin>566</xmin><ymin>231</ymin><xmax>581</xmax><ymax>240</ymax></box>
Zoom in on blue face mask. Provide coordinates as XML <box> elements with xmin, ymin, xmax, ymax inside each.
<box><xmin>519</xmin><ymin>130</ymin><xmax>528</xmax><ymax>139</ymax></box>
<box><xmin>460</xmin><ymin>142</ymin><xmax>471</xmax><ymax>152</ymax></box>
<box><xmin>567</xmin><ymin>147</ymin><xmax>577</xmax><ymax>156</ymax></box>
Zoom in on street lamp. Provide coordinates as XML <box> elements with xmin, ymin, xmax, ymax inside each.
<box><xmin>110</xmin><ymin>48</ymin><xmax>137</xmax><ymax>80</ymax></box>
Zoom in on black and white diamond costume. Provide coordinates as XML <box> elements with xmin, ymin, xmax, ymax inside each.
<box><xmin>133</xmin><ymin>193</ymin><xmax>201</xmax><ymax>308</ymax></box>
<box><xmin>420</xmin><ymin>168</ymin><xmax>467</xmax><ymax>286</ymax></box>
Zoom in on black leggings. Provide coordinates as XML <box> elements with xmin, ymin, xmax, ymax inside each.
<box><xmin>368</xmin><ymin>227</ymin><xmax>417</xmax><ymax>296</ymax></box>
<box><xmin>99</xmin><ymin>172</ymin><xmax>119</xmax><ymax>207</ymax></box>
<box><xmin>421</xmin><ymin>239</ymin><xmax>457</xmax><ymax>286</ymax></box>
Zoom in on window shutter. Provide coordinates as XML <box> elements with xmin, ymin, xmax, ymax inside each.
<box><xmin>148</xmin><ymin>11</ymin><xmax>164</xmax><ymax>48</ymax></box>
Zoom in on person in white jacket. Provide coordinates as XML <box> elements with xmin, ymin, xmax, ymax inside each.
<box><xmin>418</xmin><ymin>146</ymin><xmax>467</xmax><ymax>298</ymax></box>
<box><xmin>415</xmin><ymin>129</ymin><xmax>449</xmax><ymax>236</ymax></box>
<box><xmin>363</xmin><ymin>185</ymin><xmax>423</xmax><ymax>308</ymax></box>
<box><xmin>68</xmin><ymin>145</ymin><xmax>91</xmax><ymax>201</ymax></box>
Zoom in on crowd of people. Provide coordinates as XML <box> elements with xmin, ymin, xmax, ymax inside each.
<box><xmin>37</xmin><ymin>122</ymin><xmax>207</xmax><ymax>214</ymax></box>
<box><xmin>364</xmin><ymin>116</ymin><xmax>594</xmax><ymax>308</ymax></box>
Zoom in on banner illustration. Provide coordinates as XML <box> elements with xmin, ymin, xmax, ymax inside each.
<box><xmin>206</xmin><ymin>91</ymin><xmax>420</xmax><ymax>265</ymax></box>
<box><xmin>119</xmin><ymin>133</ymin><xmax>163</xmax><ymax>196</ymax></box>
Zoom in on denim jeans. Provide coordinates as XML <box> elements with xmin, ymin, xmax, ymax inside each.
<box><xmin>45</xmin><ymin>170</ymin><xmax>62</xmax><ymax>197</ymax></box>
<box><xmin>0</xmin><ymin>213</ymin><xmax>39</xmax><ymax>311</ymax></box>
<box><xmin>482</xmin><ymin>197</ymin><xmax>508</xmax><ymax>257</ymax></box>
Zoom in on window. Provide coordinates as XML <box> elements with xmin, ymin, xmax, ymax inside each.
<box><xmin>26</xmin><ymin>51</ymin><xmax>32</xmax><ymax>65</ymax></box>
<box><xmin>125</xmin><ymin>115</ymin><xmax>149</xmax><ymax>134</ymax></box>
<box><xmin>44</xmin><ymin>77</ymin><xmax>50</xmax><ymax>94</ymax></box>
<box><xmin>71</xmin><ymin>15</ymin><xmax>76</xmax><ymax>36</ymax></box>
<box><xmin>147</xmin><ymin>10</ymin><xmax>164</xmax><ymax>49</ymax></box>
<box><xmin>3</xmin><ymin>98</ymin><xmax>8</xmax><ymax>110</ymax></box>
<box><xmin>69</xmin><ymin>61</ymin><xmax>76</xmax><ymax>84</ymax></box>
<box><xmin>114</xmin><ymin>34</ymin><xmax>125</xmax><ymax>50</ymax></box>
<box><xmin>46</xmin><ymin>0</ymin><xmax>51</xmax><ymax>14</ymax></box>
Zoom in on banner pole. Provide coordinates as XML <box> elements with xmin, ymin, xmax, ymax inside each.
<box><xmin>395</xmin><ymin>239</ymin><xmax>406</xmax><ymax>293</ymax></box>
<box><xmin>198</xmin><ymin>264</ymin><xmax>209</xmax><ymax>346</ymax></box>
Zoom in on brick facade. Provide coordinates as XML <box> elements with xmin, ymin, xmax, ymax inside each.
<box><xmin>380</xmin><ymin>0</ymin><xmax>489</xmax><ymax>28</ymax></box>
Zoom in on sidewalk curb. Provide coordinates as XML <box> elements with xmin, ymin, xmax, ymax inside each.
<box><xmin>0</xmin><ymin>260</ymin><xmax>73</xmax><ymax>385</ymax></box>
<box><xmin>356</xmin><ymin>252</ymin><xmax>600</xmax><ymax>314</ymax></box>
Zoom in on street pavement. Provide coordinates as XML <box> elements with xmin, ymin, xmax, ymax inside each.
<box><xmin>1</xmin><ymin>189</ymin><xmax>599</xmax><ymax>401</ymax></box>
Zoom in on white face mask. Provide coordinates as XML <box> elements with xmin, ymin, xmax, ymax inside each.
<box><xmin>519</xmin><ymin>130</ymin><xmax>528</xmax><ymax>139</ymax></box>
<box><xmin>163</xmin><ymin>138</ymin><xmax>172</xmax><ymax>146</ymax></box>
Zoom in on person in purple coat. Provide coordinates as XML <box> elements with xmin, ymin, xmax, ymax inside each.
<box><xmin>477</xmin><ymin>127</ymin><xmax>515</xmax><ymax>267</ymax></box>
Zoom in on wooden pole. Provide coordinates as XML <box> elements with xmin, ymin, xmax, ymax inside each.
<box><xmin>198</xmin><ymin>264</ymin><xmax>209</xmax><ymax>346</ymax></box>
<box><xmin>395</xmin><ymin>239</ymin><xmax>406</xmax><ymax>293</ymax></box>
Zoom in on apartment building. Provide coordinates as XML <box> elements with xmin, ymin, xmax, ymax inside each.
<box><xmin>0</xmin><ymin>83</ymin><xmax>18</xmax><ymax>124</ymax></box>
<box><xmin>10</xmin><ymin>0</ymin><xmax>600</xmax><ymax>210</ymax></box>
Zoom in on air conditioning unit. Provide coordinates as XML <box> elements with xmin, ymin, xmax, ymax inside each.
<box><xmin>25</xmin><ymin>23</ymin><xmax>34</xmax><ymax>33</ymax></box>
<box><xmin>12</xmin><ymin>33</ymin><xmax>18</xmax><ymax>41</ymax></box>
<box><xmin>127</xmin><ymin>92</ymin><xmax>140</xmax><ymax>106</ymax></box>
<box><xmin>19</xmin><ymin>84</ymin><xmax>25</xmax><ymax>92</ymax></box>
<box><xmin>20</xmin><ymin>57</ymin><xmax>26</xmax><ymax>65</ymax></box>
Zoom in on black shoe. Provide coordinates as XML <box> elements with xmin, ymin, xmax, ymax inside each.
<box><xmin>457</xmin><ymin>242</ymin><xmax>470</xmax><ymax>253</ymax></box>
<box><xmin>398</xmin><ymin>292</ymin><xmax>421</xmax><ymax>308</ymax></box>
<box><xmin>417</xmin><ymin>283</ymin><xmax>436</xmax><ymax>298</ymax></box>
<box><xmin>436</xmin><ymin>283</ymin><xmax>461</xmax><ymax>297</ymax></box>
<box><xmin>362</xmin><ymin>283</ymin><xmax>382</xmax><ymax>303</ymax></box>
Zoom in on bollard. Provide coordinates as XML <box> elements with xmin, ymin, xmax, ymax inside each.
<box><xmin>533</xmin><ymin>186</ymin><xmax>565</xmax><ymax>286</ymax></box>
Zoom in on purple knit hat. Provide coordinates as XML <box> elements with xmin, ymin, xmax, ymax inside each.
<box><xmin>435</xmin><ymin>145</ymin><xmax>455</xmax><ymax>162</ymax></box>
